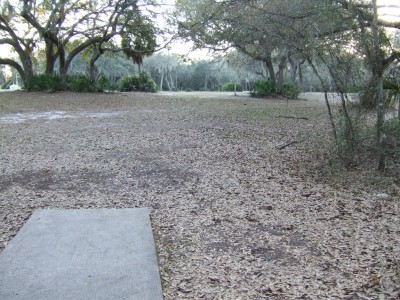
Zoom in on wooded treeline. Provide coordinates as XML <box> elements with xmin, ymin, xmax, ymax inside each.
<box><xmin>2</xmin><ymin>49</ymin><xmax>363</xmax><ymax>93</ymax></box>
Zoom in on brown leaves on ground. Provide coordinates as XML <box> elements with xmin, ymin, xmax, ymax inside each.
<box><xmin>0</xmin><ymin>91</ymin><xmax>399</xmax><ymax>299</ymax></box>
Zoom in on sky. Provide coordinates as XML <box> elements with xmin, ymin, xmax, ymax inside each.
<box><xmin>378</xmin><ymin>0</ymin><xmax>400</xmax><ymax>21</ymax></box>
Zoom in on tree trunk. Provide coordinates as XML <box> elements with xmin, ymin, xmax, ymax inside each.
<box><xmin>89</xmin><ymin>60</ymin><xmax>98</xmax><ymax>81</ymax></box>
<box><xmin>159</xmin><ymin>72</ymin><xmax>164</xmax><ymax>91</ymax></box>
<box><xmin>169</xmin><ymin>72</ymin><xmax>174</xmax><ymax>90</ymax></box>
<box><xmin>1</xmin><ymin>46</ymin><xmax>34</xmax><ymax>85</ymax></box>
<box><xmin>0</xmin><ymin>59</ymin><xmax>28</xmax><ymax>84</ymax></box>
<box><xmin>298</xmin><ymin>61</ymin><xmax>303</xmax><ymax>87</ymax></box>
<box><xmin>265</xmin><ymin>57</ymin><xmax>276</xmax><ymax>83</ymax></box>
<box><xmin>15</xmin><ymin>46</ymin><xmax>34</xmax><ymax>84</ymax></box>
<box><xmin>398</xmin><ymin>99</ymin><xmax>400</xmax><ymax>121</ymax></box>
<box><xmin>175</xmin><ymin>70</ymin><xmax>178</xmax><ymax>90</ymax></box>
<box><xmin>54</xmin><ymin>41</ymin><xmax>67</xmax><ymax>90</ymax></box>
<box><xmin>372</xmin><ymin>0</ymin><xmax>386</xmax><ymax>171</ymax></box>
<box><xmin>276</xmin><ymin>55</ymin><xmax>287</xmax><ymax>93</ymax></box>
<box><xmin>289</xmin><ymin>58</ymin><xmax>297</xmax><ymax>83</ymax></box>
<box><xmin>89</xmin><ymin>50</ymin><xmax>102</xmax><ymax>81</ymax></box>
<box><xmin>376</xmin><ymin>74</ymin><xmax>386</xmax><ymax>171</ymax></box>
<box><xmin>339</xmin><ymin>92</ymin><xmax>354</xmax><ymax>138</ymax></box>
<box><xmin>167</xmin><ymin>78</ymin><xmax>171</xmax><ymax>91</ymax></box>
<box><xmin>45</xmin><ymin>40</ymin><xmax>57</xmax><ymax>74</ymax></box>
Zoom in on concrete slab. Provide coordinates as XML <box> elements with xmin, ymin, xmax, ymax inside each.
<box><xmin>0</xmin><ymin>208</ymin><xmax>163</xmax><ymax>300</ymax></box>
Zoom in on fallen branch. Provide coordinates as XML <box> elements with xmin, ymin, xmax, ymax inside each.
<box><xmin>277</xmin><ymin>139</ymin><xmax>306</xmax><ymax>150</ymax></box>
<box><xmin>278</xmin><ymin>115</ymin><xmax>309</xmax><ymax>120</ymax></box>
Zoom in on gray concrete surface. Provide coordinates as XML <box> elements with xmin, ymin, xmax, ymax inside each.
<box><xmin>0</xmin><ymin>208</ymin><xmax>163</xmax><ymax>300</ymax></box>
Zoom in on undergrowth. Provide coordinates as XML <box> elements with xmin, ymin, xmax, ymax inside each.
<box><xmin>304</xmin><ymin>108</ymin><xmax>399</xmax><ymax>194</ymax></box>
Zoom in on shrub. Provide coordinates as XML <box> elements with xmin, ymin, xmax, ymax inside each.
<box><xmin>120</xmin><ymin>76</ymin><xmax>139</xmax><ymax>92</ymax></box>
<box><xmin>96</xmin><ymin>75</ymin><xmax>113</xmax><ymax>92</ymax></box>
<box><xmin>384</xmin><ymin>118</ymin><xmax>400</xmax><ymax>156</ymax></box>
<box><xmin>185</xmin><ymin>88</ymin><xmax>193</xmax><ymax>92</ymax></box>
<box><xmin>119</xmin><ymin>72</ymin><xmax>156</xmax><ymax>93</ymax></box>
<box><xmin>222</xmin><ymin>83</ymin><xmax>243</xmax><ymax>92</ymax></box>
<box><xmin>24</xmin><ymin>74</ymin><xmax>61</xmax><ymax>92</ymax></box>
<box><xmin>250</xmin><ymin>80</ymin><xmax>276</xmax><ymax>97</ymax></box>
<box><xmin>67</xmin><ymin>74</ymin><xmax>96</xmax><ymax>92</ymax></box>
<box><xmin>281</xmin><ymin>83</ymin><xmax>301</xmax><ymax>99</ymax></box>
<box><xmin>139</xmin><ymin>71</ymin><xmax>157</xmax><ymax>93</ymax></box>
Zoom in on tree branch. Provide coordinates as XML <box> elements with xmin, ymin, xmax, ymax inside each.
<box><xmin>0</xmin><ymin>58</ymin><xmax>26</xmax><ymax>81</ymax></box>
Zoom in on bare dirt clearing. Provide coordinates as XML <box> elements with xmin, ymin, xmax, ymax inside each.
<box><xmin>0</xmin><ymin>91</ymin><xmax>399</xmax><ymax>299</ymax></box>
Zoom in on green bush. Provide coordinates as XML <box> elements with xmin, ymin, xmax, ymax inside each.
<box><xmin>67</xmin><ymin>74</ymin><xmax>96</xmax><ymax>92</ymax></box>
<box><xmin>119</xmin><ymin>72</ymin><xmax>156</xmax><ymax>93</ymax></box>
<box><xmin>185</xmin><ymin>88</ymin><xmax>193</xmax><ymax>92</ymax></box>
<box><xmin>139</xmin><ymin>71</ymin><xmax>157</xmax><ymax>93</ymax></box>
<box><xmin>384</xmin><ymin>118</ymin><xmax>400</xmax><ymax>155</ymax></box>
<box><xmin>222</xmin><ymin>83</ymin><xmax>243</xmax><ymax>92</ymax></box>
<box><xmin>281</xmin><ymin>83</ymin><xmax>301</xmax><ymax>99</ymax></box>
<box><xmin>250</xmin><ymin>80</ymin><xmax>276</xmax><ymax>97</ymax></box>
<box><xmin>96</xmin><ymin>75</ymin><xmax>113</xmax><ymax>92</ymax></box>
<box><xmin>24</xmin><ymin>74</ymin><xmax>61</xmax><ymax>92</ymax></box>
<box><xmin>120</xmin><ymin>76</ymin><xmax>139</xmax><ymax>92</ymax></box>
<box><xmin>250</xmin><ymin>81</ymin><xmax>301</xmax><ymax>98</ymax></box>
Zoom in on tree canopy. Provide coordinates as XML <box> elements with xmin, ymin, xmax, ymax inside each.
<box><xmin>0</xmin><ymin>0</ymin><xmax>159</xmax><ymax>87</ymax></box>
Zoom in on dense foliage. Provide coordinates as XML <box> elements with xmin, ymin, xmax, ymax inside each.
<box><xmin>66</xmin><ymin>75</ymin><xmax>97</xmax><ymax>93</ymax></box>
<box><xmin>119</xmin><ymin>72</ymin><xmax>156</xmax><ymax>93</ymax></box>
<box><xmin>281</xmin><ymin>83</ymin><xmax>301</xmax><ymax>99</ymax></box>
<box><xmin>221</xmin><ymin>83</ymin><xmax>243</xmax><ymax>92</ymax></box>
<box><xmin>24</xmin><ymin>74</ymin><xmax>62</xmax><ymax>93</ymax></box>
<box><xmin>250</xmin><ymin>81</ymin><xmax>277</xmax><ymax>98</ymax></box>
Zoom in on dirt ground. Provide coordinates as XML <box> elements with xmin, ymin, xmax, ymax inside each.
<box><xmin>0</xmin><ymin>91</ymin><xmax>399</xmax><ymax>299</ymax></box>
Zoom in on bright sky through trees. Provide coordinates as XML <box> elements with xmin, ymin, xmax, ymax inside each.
<box><xmin>165</xmin><ymin>0</ymin><xmax>400</xmax><ymax>59</ymax></box>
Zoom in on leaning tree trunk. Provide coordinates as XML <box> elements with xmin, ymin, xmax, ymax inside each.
<box><xmin>89</xmin><ymin>49</ymin><xmax>103</xmax><ymax>81</ymax></box>
<box><xmin>20</xmin><ymin>53</ymin><xmax>34</xmax><ymax>83</ymax></box>
<box><xmin>0</xmin><ymin>59</ymin><xmax>29</xmax><ymax>84</ymax></box>
<box><xmin>11</xmin><ymin>43</ymin><xmax>34</xmax><ymax>84</ymax></box>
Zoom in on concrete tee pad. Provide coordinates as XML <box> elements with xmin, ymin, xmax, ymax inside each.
<box><xmin>0</xmin><ymin>208</ymin><xmax>163</xmax><ymax>300</ymax></box>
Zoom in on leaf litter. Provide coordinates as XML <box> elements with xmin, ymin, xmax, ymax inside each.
<box><xmin>0</xmin><ymin>91</ymin><xmax>398</xmax><ymax>299</ymax></box>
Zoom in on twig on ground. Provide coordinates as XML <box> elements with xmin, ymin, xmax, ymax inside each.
<box><xmin>278</xmin><ymin>115</ymin><xmax>309</xmax><ymax>120</ymax></box>
<box><xmin>277</xmin><ymin>139</ymin><xmax>306</xmax><ymax>150</ymax></box>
